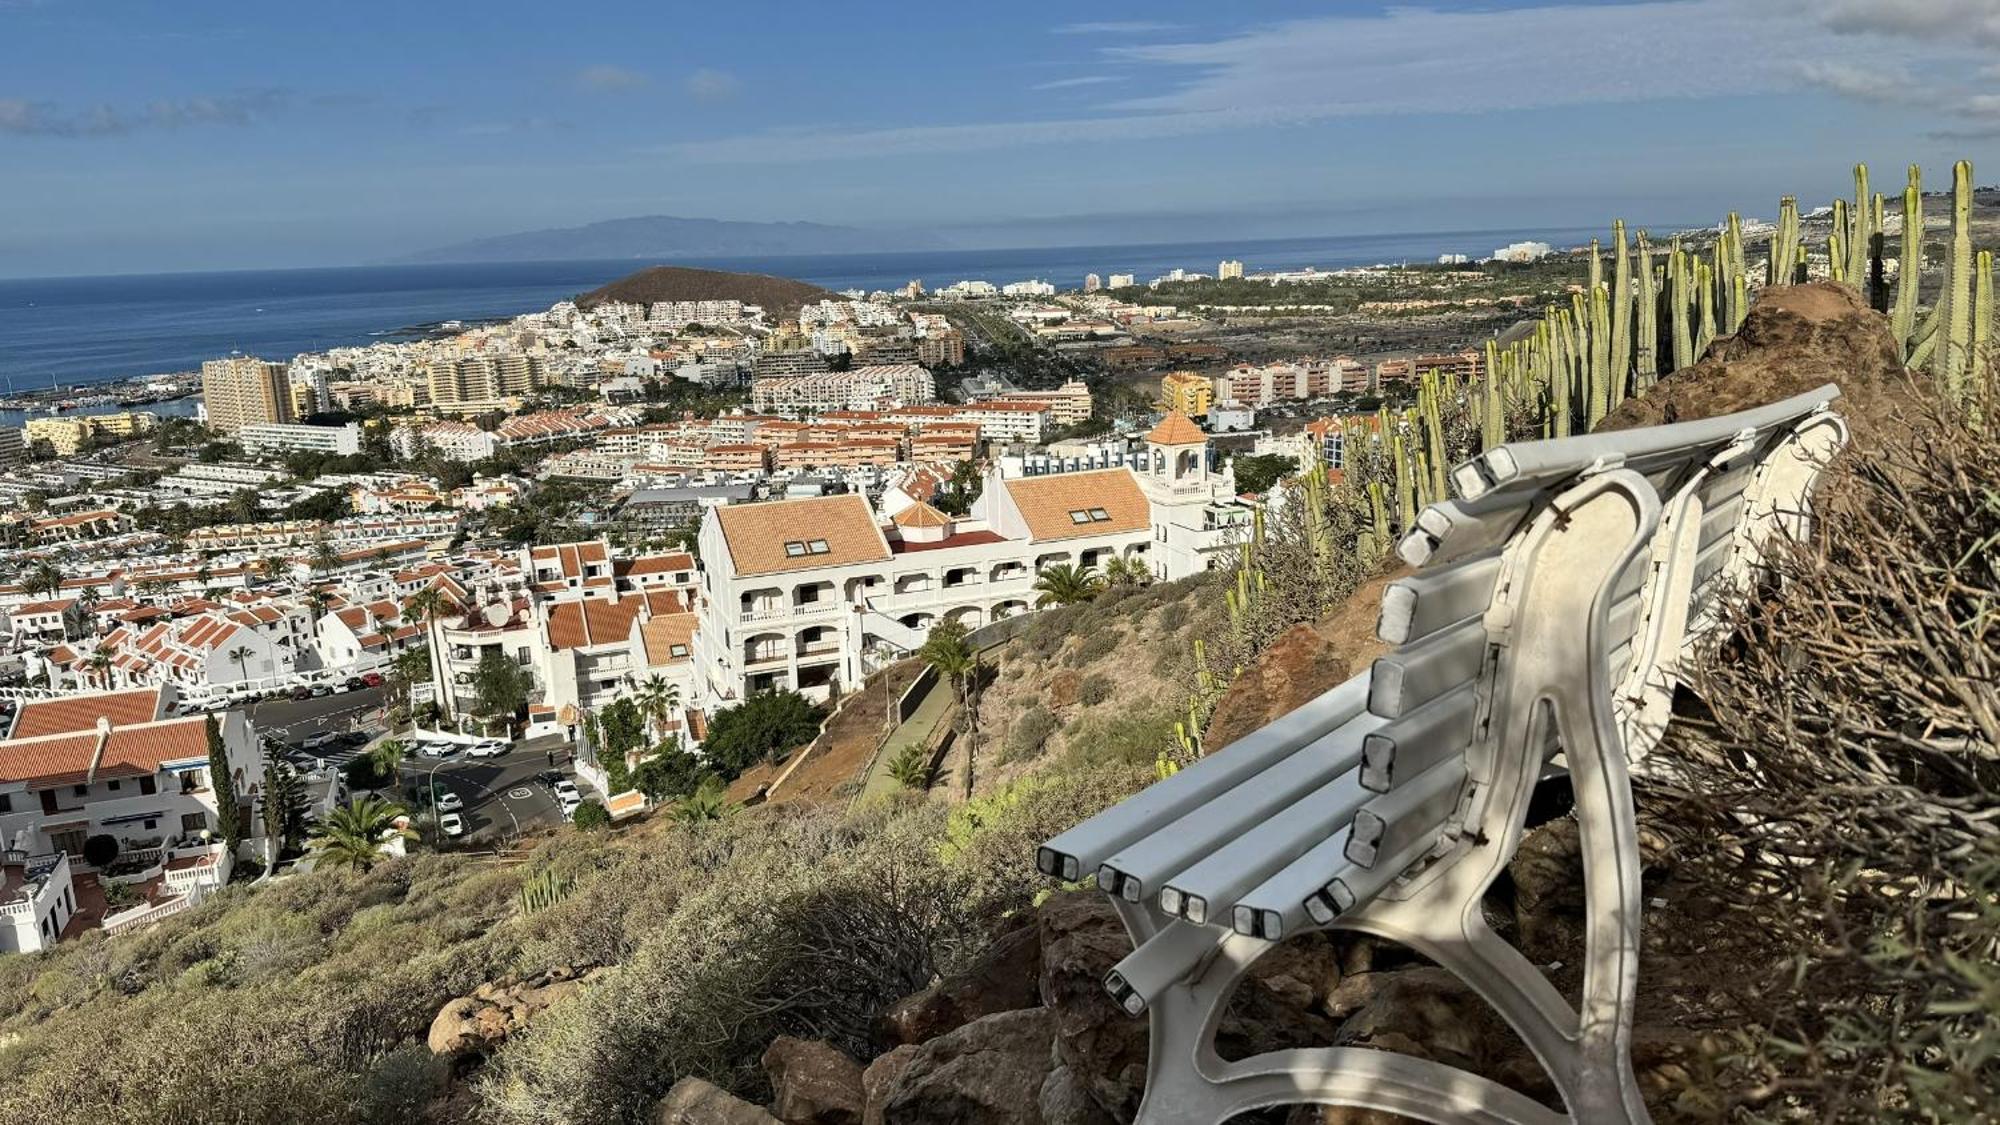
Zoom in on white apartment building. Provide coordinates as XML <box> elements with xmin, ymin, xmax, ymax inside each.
<box><xmin>691</xmin><ymin>415</ymin><xmax>1248</xmax><ymax>704</ymax></box>
<box><xmin>238</xmin><ymin>422</ymin><xmax>362</xmax><ymax>457</ymax></box>
<box><xmin>0</xmin><ymin>687</ymin><xmax>263</xmax><ymax>882</ymax></box>
<box><xmin>750</xmin><ymin>364</ymin><xmax>937</xmax><ymax>414</ymax></box>
<box><xmin>392</xmin><ymin>420</ymin><xmax>498</xmax><ymax>463</ymax></box>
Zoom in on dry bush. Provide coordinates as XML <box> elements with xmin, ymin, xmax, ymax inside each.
<box><xmin>1642</xmin><ymin>369</ymin><xmax>2000</xmax><ymax>1121</ymax></box>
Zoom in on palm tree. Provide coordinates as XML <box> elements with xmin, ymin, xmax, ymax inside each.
<box><xmin>635</xmin><ymin>674</ymin><xmax>681</xmax><ymax>742</ymax></box>
<box><xmin>668</xmin><ymin>778</ymin><xmax>733</xmax><ymax>825</ymax></box>
<box><xmin>227</xmin><ymin>644</ymin><xmax>255</xmax><ymax>686</ymax></box>
<box><xmin>86</xmin><ymin>646</ymin><xmax>112</xmax><ymax>689</ymax></box>
<box><xmin>1033</xmin><ymin>563</ymin><xmax>1104</xmax><ymax>607</ymax></box>
<box><xmin>1102</xmin><ymin>554</ymin><xmax>1149</xmax><ymax>587</ymax></box>
<box><xmin>20</xmin><ymin>560</ymin><xmax>63</xmax><ymax>600</ymax></box>
<box><xmin>919</xmin><ymin>619</ymin><xmax>980</xmax><ymax>796</ymax></box>
<box><xmin>405</xmin><ymin>587</ymin><xmax>451</xmax><ymax>723</ymax></box>
<box><xmin>309</xmin><ymin>534</ymin><xmax>341</xmax><ymax>578</ymax></box>
<box><xmin>308</xmin><ymin>797</ymin><xmax>415</xmax><ymax>871</ymax></box>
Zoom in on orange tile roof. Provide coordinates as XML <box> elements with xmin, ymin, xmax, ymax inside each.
<box><xmin>892</xmin><ymin>502</ymin><xmax>952</xmax><ymax>529</ymax></box>
<box><xmin>0</xmin><ymin>715</ymin><xmax>207</xmax><ymax>788</ymax></box>
<box><xmin>11</xmin><ymin>687</ymin><xmax>165</xmax><ymax>739</ymax></box>
<box><xmin>713</xmin><ymin>495</ymin><xmax>891</xmax><ymax>577</ymax></box>
<box><xmin>1146</xmin><ymin>411</ymin><xmax>1207</xmax><ymax>445</ymax></box>
<box><xmin>1002</xmin><ymin>468</ymin><xmax>1152</xmax><ymax>543</ymax></box>
<box><xmin>616</xmin><ymin>552</ymin><xmax>694</xmax><ymax>577</ymax></box>
<box><xmin>640</xmin><ymin>613</ymin><xmax>697</xmax><ymax>666</ymax></box>
<box><xmin>547</xmin><ymin>595</ymin><xmax>645</xmax><ymax>651</ymax></box>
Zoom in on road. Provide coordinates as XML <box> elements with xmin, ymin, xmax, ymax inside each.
<box><xmin>250</xmin><ymin>686</ymin><xmax>388</xmax><ymax>750</ymax></box>
<box><xmin>397</xmin><ymin>736</ymin><xmax>576</xmax><ymax>847</ymax></box>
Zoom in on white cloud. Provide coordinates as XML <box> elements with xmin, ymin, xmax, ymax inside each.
<box><xmin>1053</xmin><ymin>21</ymin><xmax>1184</xmax><ymax>35</ymax></box>
<box><xmin>0</xmin><ymin>89</ymin><xmax>288</xmax><ymax>137</ymax></box>
<box><xmin>1030</xmin><ymin>76</ymin><xmax>1122</xmax><ymax>91</ymax></box>
<box><xmin>671</xmin><ymin>1</ymin><xmax>1990</xmax><ymax>164</ymax></box>
<box><xmin>684</xmin><ymin>68</ymin><xmax>741</xmax><ymax>103</ymax></box>
<box><xmin>1810</xmin><ymin>0</ymin><xmax>2000</xmax><ymax>48</ymax></box>
<box><xmin>575</xmin><ymin>64</ymin><xmax>648</xmax><ymax>93</ymax></box>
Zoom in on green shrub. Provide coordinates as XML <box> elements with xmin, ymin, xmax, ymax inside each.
<box><xmin>570</xmin><ymin>801</ymin><xmax>611</xmax><ymax>831</ymax></box>
<box><xmin>1077</xmin><ymin>674</ymin><xmax>1114</xmax><ymax>707</ymax></box>
<box><xmin>1067</xmin><ymin>629</ymin><xmax>1120</xmax><ymax>667</ymax></box>
<box><xmin>1158</xmin><ymin>601</ymin><xmax>1190</xmax><ymax>633</ymax></box>
<box><xmin>1002</xmin><ymin>704</ymin><xmax>1058</xmax><ymax>763</ymax></box>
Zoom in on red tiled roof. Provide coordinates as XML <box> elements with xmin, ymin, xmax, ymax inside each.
<box><xmin>11</xmin><ymin>687</ymin><xmax>165</xmax><ymax>739</ymax></box>
<box><xmin>0</xmin><ymin>716</ymin><xmax>208</xmax><ymax>789</ymax></box>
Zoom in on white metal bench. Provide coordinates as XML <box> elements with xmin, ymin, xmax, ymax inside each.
<box><xmin>1035</xmin><ymin>387</ymin><xmax>1849</xmax><ymax>1125</ymax></box>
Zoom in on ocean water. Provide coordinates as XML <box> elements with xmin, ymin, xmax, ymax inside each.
<box><xmin>0</xmin><ymin>226</ymin><xmax>1615</xmax><ymax>387</ymax></box>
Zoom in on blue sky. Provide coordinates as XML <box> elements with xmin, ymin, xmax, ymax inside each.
<box><xmin>3</xmin><ymin>0</ymin><xmax>1997</xmax><ymax>277</ymax></box>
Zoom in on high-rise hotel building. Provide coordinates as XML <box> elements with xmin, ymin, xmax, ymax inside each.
<box><xmin>201</xmin><ymin>357</ymin><xmax>294</xmax><ymax>433</ymax></box>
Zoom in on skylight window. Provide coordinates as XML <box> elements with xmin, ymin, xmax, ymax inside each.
<box><xmin>1069</xmin><ymin>508</ymin><xmax>1113</xmax><ymax>524</ymax></box>
<box><xmin>783</xmin><ymin>539</ymin><xmax>833</xmax><ymax>557</ymax></box>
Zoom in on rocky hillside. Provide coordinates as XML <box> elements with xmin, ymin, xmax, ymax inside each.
<box><xmin>576</xmin><ymin>265</ymin><xmax>840</xmax><ymax>320</ymax></box>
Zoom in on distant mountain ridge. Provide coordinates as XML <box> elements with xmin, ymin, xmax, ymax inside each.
<box><xmin>398</xmin><ymin>215</ymin><xmax>941</xmax><ymax>264</ymax></box>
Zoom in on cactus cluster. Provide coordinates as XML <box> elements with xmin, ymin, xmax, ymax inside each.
<box><xmin>519</xmin><ymin>867</ymin><xmax>575</xmax><ymax>914</ymax></box>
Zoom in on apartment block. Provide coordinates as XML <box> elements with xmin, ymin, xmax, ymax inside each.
<box><xmin>201</xmin><ymin>357</ymin><xmax>294</xmax><ymax>433</ymax></box>
<box><xmin>750</xmin><ymin>364</ymin><xmax>936</xmax><ymax>414</ymax></box>
<box><xmin>1160</xmin><ymin>371</ymin><xmax>1214</xmax><ymax>418</ymax></box>
<box><xmin>238</xmin><ymin>422</ymin><xmax>361</xmax><ymax>457</ymax></box>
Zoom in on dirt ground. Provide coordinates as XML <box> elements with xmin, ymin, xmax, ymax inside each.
<box><xmin>725</xmin><ymin>659</ymin><xmax>926</xmax><ymax>807</ymax></box>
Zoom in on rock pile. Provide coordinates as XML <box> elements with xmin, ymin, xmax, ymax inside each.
<box><xmin>426</xmin><ymin>964</ymin><xmax>608</xmax><ymax>1060</ymax></box>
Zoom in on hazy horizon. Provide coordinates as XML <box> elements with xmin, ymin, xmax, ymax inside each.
<box><xmin>6</xmin><ymin>1</ymin><xmax>1997</xmax><ymax>278</ymax></box>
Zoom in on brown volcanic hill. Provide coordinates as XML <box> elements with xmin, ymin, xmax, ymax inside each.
<box><xmin>575</xmin><ymin>265</ymin><xmax>840</xmax><ymax>320</ymax></box>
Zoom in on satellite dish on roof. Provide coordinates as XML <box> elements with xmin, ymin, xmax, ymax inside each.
<box><xmin>484</xmin><ymin>603</ymin><xmax>509</xmax><ymax>628</ymax></box>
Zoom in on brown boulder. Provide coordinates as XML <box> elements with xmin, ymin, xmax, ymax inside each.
<box><xmin>762</xmin><ymin>1037</ymin><xmax>865</xmax><ymax>1125</ymax></box>
<box><xmin>1038</xmin><ymin>1065</ymin><xmax>1118</xmax><ymax>1125</ymax></box>
<box><xmin>1507</xmin><ymin>817</ymin><xmax>1587</xmax><ymax>965</ymax></box>
<box><xmin>658</xmin><ymin>1077</ymin><xmax>783</xmax><ymax>1125</ymax></box>
<box><xmin>1598</xmin><ymin>280</ymin><xmax>1918</xmax><ymax>442</ymax></box>
<box><xmin>426</xmin><ymin>967</ymin><xmax>606</xmax><ymax>1058</ymax></box>
<box><xmin>1330</xmin><ymin>967</ymin><xmax>1551</xmax><ymax>1103</ymax></box>
<box><xmin>879</xmin><ymin>1008</ymin><xmax>1056</xmax><ymax>1125</ymax></box>
<box><xmin>1036</xmin><ymin>891</ymin><xmax>1338</xmax><ymax>1120</ymax></box>
<box><xmin>861</xmin><ymin>1045</ymin><xmax>921</xmax><ymax>1125</ymax></box>
<box><xmin>877</xmin><ymin>919</ymin><xmax>1042</xmax><ymax>1046</ymax></box>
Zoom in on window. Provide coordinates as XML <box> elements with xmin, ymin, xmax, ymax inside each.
<box><xmin>72</xmin><ymin>784</ymin><xmax>88</xmax><ymax>797</ymax></box>
<box><xmin>0</xmin><ymin>793</ymin><xmax>9</xmax><ymax>814</ymax></box>
<box><xmin>182</xmin><ymin>812</ymin><xmax>208</xmax><ymax>833</ymax></box>
<box><xmin>107</xmin><ymin>779</ymin><xmax>121</xmax><ymax>792</ymax></box>
<box><xmin>783</xmin><ymin>539</ymin><xmax>831</xmax><ymax>557</ymax></box>
<box><xmin>139</xmin><ymin>776</ymin><xmax>156</xmax><ymax>795</ymax></box>
<box><xmin>1069</xmin><ymin>508</ymin><xmax>1112</xmax><ymax>525</ymax></box>
<box><xmin>1069</xmin><ymin>510</ymin><xmax>1091</xmax><ymax>525</ymax></box>
<box><xmin>1089</xmin><ymin>507</ymin><xmax>1109</xmax><ymax>521</ymax></box>
<box><xmin>143</xmin><ymin>818</ymin><xmax>157</xmax><ymax>830</ymax></box>
<box><xmin>669</xmin><ymin>644</ymin><xmax>688</xmax><ymax>657</ymax></box>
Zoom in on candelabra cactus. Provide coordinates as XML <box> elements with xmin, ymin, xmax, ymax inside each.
<box><xmin>1894</xmin><ymin>164</ymin><xmax>1924</xmax><ymax>353</ymax></box>
<box><xmin>1770</xmin><ymin>196</ymin><xmax>1800</xmax><ymax>285</ymax></box>
<box><xmin>1847</xmin><ymin>164</ymin><xmax>1875</xmax><ymax>297</ymax></box>
<box><xmin>1938</xmin><ymin>159</ymin><xmax>1977</xmax><ymax>400</ymax></box>
<box><xmin>1634</xmin><ymin>232</ymin><xmax>1658</xmax><ymax>389</ymax></box>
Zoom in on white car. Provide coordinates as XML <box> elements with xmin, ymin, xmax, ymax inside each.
<box><xmin>419</xmin><ymin>740</ymin><xmax>459</xmax><ymax>758</ymax></box>
<box><xmin>435</xmin><ymin>791</ymin><xmax>464</xmax><ymax>813</ymax></box>
<box><xmin>466</xmin><ymin>739</ymin><xmax>509</xmax><ymax>759</ymax></box>
<box><xmin>438</xmin><ymin>811</ymin><xmax>465</xmax><ymax>838</ymax></box>
<box><xmin>551</xmin><ymin>779</ymin><xmax>581</xmax><ymax>806</ymax></box>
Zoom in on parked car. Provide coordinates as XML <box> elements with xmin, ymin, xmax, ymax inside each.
<box><xmin>344</xmin><ymin>676</ymin><xmax>368</xmax><ymax>692</ymax></box>
<box><xmin>419</xmin><ymin>740</ymin><xmax>458</xmax><ymax>758</ymax></box>
<box><xmin>536</xmin><ymin>769</ymin><xmax>565</xmax><ymax>788</ymax></box>
<box><xmin>360</xmin><ymin>671</ymin><xmax>385</xmax><ymax>688</ymax></box>
<box><xmin>310</xmin><ymin>684</ymin><xmax>334</xmax><ymax>698</ymax></box>
<box><xmin>290</xmin><ymin>685</ymin><xmax>314</xmax><ymax>702</ymax></box>
<box><xmin>300</xmin><ymin>732</ymin><xmax>340</xmax><ymax>753</ymax></box>
<box><xmin>552</xmin><ymin>779</ymin><xmax>582</xmax><ymax>807</ymax></box>
<box><xmin>467</xmin><ymin>739</ymin><xmax>508</xmax><ymax>759</ymax></box>
<box><xmin>438</xmin><ymin>811</ymin><xmax>465</xmax><ymax>838</ymax></box>
<box><xmin>434</xmin><ymin>791</ymin><xmax>464</xmax><ymax>812</ymax></box>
